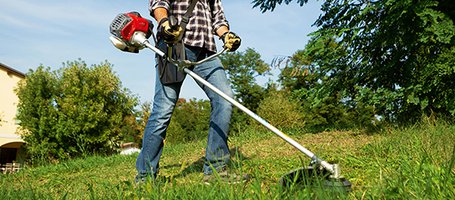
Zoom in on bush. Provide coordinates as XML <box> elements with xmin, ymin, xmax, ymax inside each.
<box><xmin>165</xmin><ymin>98</ymin><xmax>210</xmax><ymax>144</ymax></box>
<box><xmin>255</xmin><ymin>91</ymin><xmax>304</xmax><ymax>130</ymax></box>
<box><xmin>16</xmin><ymin>60</ymin><xmax>138</xmax><ymax>161</ymax></box>
<box><xmin>291</xmin><ymin>87</ymin><xmax>378</xmax><ymax>132</ymax></box>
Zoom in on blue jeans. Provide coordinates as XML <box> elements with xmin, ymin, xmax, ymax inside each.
<box><xmin>136</xmin><ymin>45</ymin><xmax>234</xmax><ymax>178</ymax></box>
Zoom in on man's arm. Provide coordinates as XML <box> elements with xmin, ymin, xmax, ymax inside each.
<box><xmin>211</xmin><ymin>0</ymin><xmax>230</xmax><ymax>37</ymax></box>
<box><xmin>212</xmin><ymin>2</ymin><xmax>241</xmax><ymax>52</ymax></box>
<box><xmin>150</xmin><ymin>0</ymin><xmax>170</xmax><ymax>22</ymax></box>
<box><xmin>152</xmin><ymin>4</ymin><xmax>183</xmax><ymax>44</ymax></box>
<box><xmin>153</xmin><ymin>7</ymin><xmax>168</xmax><ymax>24</ymax></box>
<box><xmin>216</xmin><ymin>25</ymin><xmax>229</xmax><ymax>37</ymax></box>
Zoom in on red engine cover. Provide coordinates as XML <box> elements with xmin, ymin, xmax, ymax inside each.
<box><xmin>121</xmin><ymin>13</ymin><xmax>150</xmax><ymax>41</ymax></box>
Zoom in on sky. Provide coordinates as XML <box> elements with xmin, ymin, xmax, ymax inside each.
<box><xmin>0</xmin><ymin>0</ymin><xmax>323</xmax><ymax>103</ymax></box>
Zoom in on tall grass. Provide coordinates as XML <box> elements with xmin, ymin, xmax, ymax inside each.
<box><xmin>351</xmin><ymin>121</ymin><xmax>455</xmax><ymax>199</ymax></box>
<box><xmin>1</xmin><ymin>121</ymin><xmax>454</xmax><ymax>199</ymax></box>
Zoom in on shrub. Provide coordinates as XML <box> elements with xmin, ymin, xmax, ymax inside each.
<box><xmin>166</xmin><ymin>98</ymin><xmax>210</xmax><ymax>144</ymax></box>
<box><xmin>255</xmin><ymin>91</ymin><xmax>304</xmax><ymax>130</ymax></box>
<box><xmin>16</xmin><ymin>61</ymin><xmax>138</xmax><ymax>161</ymax></box>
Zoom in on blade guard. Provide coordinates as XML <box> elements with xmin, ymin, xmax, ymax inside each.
<box><xmin>110</xmin><ymin>12</ymin><xmax>153</xmax><ymax>43</ymax></box>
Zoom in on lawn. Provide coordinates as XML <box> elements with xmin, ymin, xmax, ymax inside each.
<box><xmin>1</xmin><ymin>122</ymin><xmax>454</xmax><ymax>199</ymax></box>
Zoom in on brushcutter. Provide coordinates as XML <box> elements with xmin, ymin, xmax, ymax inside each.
<box><xmin>109</xmin><ymin>12</ymin><xmax>352</xmax><ymax>191</ymax></box>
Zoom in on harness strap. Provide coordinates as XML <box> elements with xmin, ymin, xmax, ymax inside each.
<box><xmin>180</xmin><ymin>0</ymin><xmax>199</xmax><ymax>32</ymax></box>
<box><xmin>175</xmin><ymin>0</ymin><xmax>200</xmax><ymax>60</ymax></box>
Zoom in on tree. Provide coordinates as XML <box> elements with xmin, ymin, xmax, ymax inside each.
<box><xmin>167</xmin><ymin>98</ymin><xmax>211</xmax><ymax>143</ymax></box>
<box><xmin>16</xmin><ymin>60</ymin><xmax>138</xmax><ymax>161</ymax></box>
<box><xmin>278</xmin><ymin>45</ymin><xmax>376</xmax><ymax>130</ymax></box>
<box><xmin>134</xmin><ymin>98</ymin><xmax>213</xmax><ymax>145</ymax></box>
<box><xmin>220</xmin><ymin>48</ymin><xmax>271</xmax><ymax>112</ymax></box>
<box><xmin>252</xmin><ymin>0</ymin><xmax>309</xmax><ymax>12</ymax></box>
<box><xmin>134</xmin><ymin>101</ymin><xmax>152</xmax><ymax>146</ymax></box>
<box><xmin>264</xmin><ymin>0</ymin><xmax>455</xmax><ymax>123</ymax></box>
<box><xmin>314</xmin><ymin>0</ymin><xmax>455</xmax><ymax>122</ymax></box>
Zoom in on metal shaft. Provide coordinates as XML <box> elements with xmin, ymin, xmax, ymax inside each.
<box><xmin>183</xmin><ymin>68</ymin><xmax>335</xmax><ymax>174</ymax></box>
<box><xmin>139</xmin><ymin>36</ymin><xmax>336</xmax><ymax>175</ymax></box>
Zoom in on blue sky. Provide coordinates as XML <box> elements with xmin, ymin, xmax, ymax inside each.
<box><xmin>0</xmin><ymin>0</ymin><xmax>322</xmax><ymax>103</ymax></box>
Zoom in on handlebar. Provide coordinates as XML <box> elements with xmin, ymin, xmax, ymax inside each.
<box><xmin>132</xmin><ymin>31</ymin><xmax>226</xmax><ymax>68</ymax></box>
<box><xmin>168</xmin><ymin>16</ymin><xmax>180</xmax><ymax>31</ymax></box>
<box><xmin>172</xmin><ymin>49</ymin><xmax>227</xmax><ymax>67</ymax></box>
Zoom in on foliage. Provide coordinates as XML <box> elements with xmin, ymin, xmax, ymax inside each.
<box><xmin>138</xmin><ymin>99</ymin><xmax>262</xmax><ymax>145</ymax></box>
<box><xmin>229</xmin><ymin>107</ymin><xmax>254</xmax><ymax>136</ymax></box>
<box><xmin>166</xmin><ymin>98</ymin><xmax>211</xmax><ymax>144</ymax></box>
<box><xmin>255</xmin><ymin>90</ymin><xmax>304</xmax><ymax>130</ymax></box>
<box><xmin>252</xmin><ymin>0</ymin><xmax>309</xmax><ymax>12</ymax></box>
<box><xmin>317</xmin><ymin>0</ymin><xmax>455</xmax><ymax>122</ymax></box>
<box><xmin>278</xmin><ymin>48</ymin><xmax>377</xmax><ymax>131</ymax></box>
<box><xmin>293</xmin><ymin>88</ymin><xmax>349</xmax><ymax>131</ymax></box>
<box><xmin>133</xmin><ymin>101</ymin><xmax>152</xmax><ymax>146</ymax></box>
<box><xmin>220</xmin><ymin>48</ymin><xmax>278</xmax><ymax>136</ymax></box>
<box><xmin>15</xmin><ymin>60</ymin><xmax>138</xmax><ymax>161</ymax></box>
<box><xmin>275</xmin><ymin>0</ymin><xmax>455</xmax><ymax>124</ymax></box>
<box><xmin>220</xmin><ymin>48</ymin><xmax>271</xmax><ymax>112</ymax></box>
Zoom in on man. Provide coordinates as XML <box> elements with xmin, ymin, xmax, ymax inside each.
<box><xmin>135</xmin><ymin>0</ymin><xmax>244</xmax><ymax>183</ymax></box>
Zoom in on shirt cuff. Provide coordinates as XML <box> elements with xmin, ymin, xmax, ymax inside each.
<box><xmin>150</xmin><ymin>1</ymin><xmax>170</xmax><ymax>18</ymax></box>
<box><xmin>213</xmin><ymin>22</ymin><xmax>229</xmax><ymax>36</ymax></box>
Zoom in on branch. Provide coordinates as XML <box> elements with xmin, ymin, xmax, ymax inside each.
<box><xmin>252</xmin><ymin>0</ymin><xmax>309</xmax><ymax>12</ymax></box>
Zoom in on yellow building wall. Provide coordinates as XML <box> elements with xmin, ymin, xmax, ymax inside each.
<box><xmin>0</xmin><ymin>66</ymin><xmax>24</xmax><ymax>142</ymax></box>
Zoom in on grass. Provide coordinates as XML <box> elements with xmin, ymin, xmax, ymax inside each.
<box><xmin>1</xmin><ymin>122</ymin><xmax>454</xmax><ymax>199</ymax></box>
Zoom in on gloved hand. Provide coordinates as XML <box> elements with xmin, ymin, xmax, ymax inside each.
<box><xmin>159</xmin><ymin>18</ymin><xmax>183</xmax><ymax>44</ymax></box>
<box><xmin>220</xmin><ymin>32</ymin><xmax>241</xmax><ymax>52</ymax></box>
<box><xmin>109</xmin><ymin>35</ymin><xmax>143</xmax><ymax>53</ymax></box>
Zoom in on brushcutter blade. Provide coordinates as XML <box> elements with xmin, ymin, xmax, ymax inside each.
<box><xmin>279</xmin><ymin>166</ymin><xmax>352</xmax><ymax>192</ymax></box>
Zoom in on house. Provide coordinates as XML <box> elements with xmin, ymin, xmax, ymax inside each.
<box><xmin>0</xmin><ymin>63</ymin><xmax>26</xmax><ymax>169</ymax></box>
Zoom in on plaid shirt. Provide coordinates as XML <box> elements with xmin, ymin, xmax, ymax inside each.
<box><xmin>150</xmin><ymin>0</ymin><xmax>229</xmax><ymax>53</ymax></box>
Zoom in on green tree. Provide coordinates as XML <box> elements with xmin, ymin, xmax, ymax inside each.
<box><xmin>168</xmin><ymin>98</ymin><xmax>211</xmax><ymax>143</ymax></box>
<box><xmin>220</xmin><ymin>48</ymin><xmax>271</xmax><ymax>112</ymax></box>
<box><xmin>134</xmin><ymin>101</ymin><xmax>152</xmax><ymax>146</ymax></box>
<box><xmin>16</xmin><ymin>60</ymin><xmax>138</xmax><ymax>161</ymax></box>
<box><xmin>220</xmin><ymin>48</ymin><xmax>273</xmax><ymax>134</ymax></box>
<box><xmin>314</xmin><ymin>0</ymin><xmax>455</xmax><ymax>122</ymax></box>
<box><xmin>277</xmin><ymin>36</ymin><xmax>377</xmax><ymax>130</ymax></box>
<box><xmin>262</xmin><ymin>0</ymin><xmax>455</xmax><ymax>123</ymax></box>
<box><xmin>252</xmin><ymin>0</ymin><xmax>308</xmax><ymax>12</ymax></box>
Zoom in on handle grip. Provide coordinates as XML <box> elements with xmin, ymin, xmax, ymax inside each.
<box><xmin>168</xmin><ymin>15</ymin><xmax>179</xmax><ymax>31</ymax></box>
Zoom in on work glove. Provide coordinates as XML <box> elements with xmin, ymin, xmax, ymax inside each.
<box><xmin>220</xmin><ymin>32</ymin><xmax>241</xmax><ymax>52</ymax></box>
<box><xmin>109</xmin><ymin>35</ymin><xmax>143</xmax><ymax>53</ymax></box>
<box><xmin>159</xmin><ymin>17</ymin><xmax>183</xmax><ymax>44</ymax></box>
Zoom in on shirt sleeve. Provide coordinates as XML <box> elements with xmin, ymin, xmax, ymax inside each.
<box><xmin>149</xmin><ymin>0</ymin><xmax>171</xmax><ymax>18</ymax></box>
<box><xmin>211</xmin><ymin>0</ymin><xmax>229</xmax><ymax>33</ymax></box>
